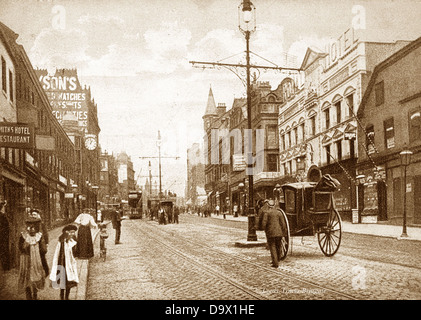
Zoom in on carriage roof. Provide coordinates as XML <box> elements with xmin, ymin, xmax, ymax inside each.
<box><xmin>281</xmin><ymin>181</ymin><xmax>317</xmax><ymax>190</ymax></box>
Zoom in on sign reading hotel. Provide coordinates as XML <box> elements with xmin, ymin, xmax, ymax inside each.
<box><xmin>0</xmin><ymin>122</ymin><xmax>34</xmax><ymax>149</ymax></box>
<box><xmin>36</xmin><ymin>70</ymin><xmax>89</xmax><ymax>128</ymax></box>
<box><xmin>324</xmin><ymin>27</ymin><xmax>358</xmax><ymax>69</ymax></box>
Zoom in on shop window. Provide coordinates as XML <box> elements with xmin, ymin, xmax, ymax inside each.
<box><xmin>384</xmin><ymin>117</ymin><xmax>395</xmax><ymax>149</ymax></box>
<box><xmin>409</xmin><ymin>110</ymin><xmax>421</xmax><ymax>142</ymax></box>
<box><xmin>375</xmin><ymin>81</ymin><xmax>384</xmax><ymax>106</ymax></box>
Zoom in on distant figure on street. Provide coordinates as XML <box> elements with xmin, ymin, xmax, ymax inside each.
<box><xmin>215</xmin><ymin>205</ymin><xmax>220</xmax><ymax>216</ymax></box>
<box><xmin>261</xmin><ymin>199</ymin><xmax>288</xmax><ymax>269</ymax></box>
<box><xmin>173</xmin><ymin>206</ymin><xmax>179</xmax><ymax>224</ymax></box>
<box><xmin>74</xmin><ymin>209</ymin><xmax>98</xmax><ymax>258</ymax></box>
<box><xmin>50</xmin><ymin>224</ymin><xmax>78</xmax><ymax>300</ymax></box>
<box><xmin>233</xmin><ymin>203</ymin><xmax>238</xmax><ymax>217</ymax></box>
<box><xmin>112</xmin><ymin>208</ymin><xmax>123</xmax><ymax>243</ymax></box>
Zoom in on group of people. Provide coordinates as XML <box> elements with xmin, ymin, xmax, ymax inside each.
<box><xmin>15</xmin><ymin>206</ymin><xmax>123</xmax><ymax>300</ymax></box>
<box><xmin>158</xmin><ymin>206</ymin><xmax>179</xmax><ymax>225</ymax></box>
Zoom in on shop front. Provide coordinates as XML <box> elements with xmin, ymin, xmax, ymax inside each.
<box><xmin>321</xmin><ymin>159</ymin><xmax>357</xmax><ymax>222</ymax></box>
<box><xmin>355</xmin><ymin>166</ymin><xmax>387</xmax><ymax>223</ymax></box>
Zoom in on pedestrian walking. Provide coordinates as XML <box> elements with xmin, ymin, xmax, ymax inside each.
<box><xmin>112</xmin><ymin>208</ymin><xmax>123</xmax><ymax>243</ymax></box>
<box><xmin>74</xmin><ymin>208</ymin><xmax>97</xmax><ymax>259</ymax></box>
<box><xmin>261</xmin><ymin>199</ymin><xmax>288</xmax><ymax>268</ymax></box>
<box><xmin>28</xmin><ymin>208</ymin><xmax>49</xmax><ymax>273</ymax></box>
<box><xmin>49</xmin><ymin>224</ymin><xmax>79</xmax><ymax>300</ymax></box>
<box><xmin>215</xmin><ymin>205</ymin><xmax>220</xmax><ymax>216</ymax></box>
<box><xmin>17</xmin><ymin>212</ymin><xmax>49</xmax><ymax>300</ymax></box>
<box><xmin>173</xmin><ymin>206</ymin><xmax>179</xmax><ymax>224</ymax></box>
<box><xmin>0</xmin><ymin>199</ymin><xmax>10</xmax><ymax>272</ymax></box>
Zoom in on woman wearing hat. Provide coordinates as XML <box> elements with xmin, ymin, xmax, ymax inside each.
<box><xmin>74</xmin><ymin>209</ymin><xmax>97</xmax><ymax>259</ymax></box>
<box><xmin>17</xmin><ymin>212</ymin><xmax>49</xmax><ymax>300</ymax></box>
<box><xmin>49</xmin><ymin>224</ymin><xmax>79</xmax><ymax>300</ymax></box>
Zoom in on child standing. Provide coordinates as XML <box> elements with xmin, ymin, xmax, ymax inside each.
<box><xmin>50</xmin><ymin>224</ymin><xmax>79</xmax><ymax>300</ymax></box>
<box><xmin>17</xmin><ymin>212</ymin><xmax>49</xmax><ymax>300</ymax></box>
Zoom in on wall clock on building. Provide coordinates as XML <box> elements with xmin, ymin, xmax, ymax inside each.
<box><xmin>84</xmin><ymin>135</ymin><xmax>97</xmax><ymax>150</ymax></box>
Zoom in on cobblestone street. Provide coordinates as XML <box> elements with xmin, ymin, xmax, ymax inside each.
<box><xmin>86</xmin><ymin>215</ymin><xmax>421</xmax><ymax>300</ymax></box>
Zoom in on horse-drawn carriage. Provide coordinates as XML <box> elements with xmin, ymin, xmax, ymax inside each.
<box><xmin>276</xmin><ymin>174</ymin><xmax>342</xmax><ymax>260</ymax></box>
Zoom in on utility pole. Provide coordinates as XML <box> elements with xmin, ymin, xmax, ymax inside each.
<box><xmin>190</xmin><ymin>0</ymin><xmax>300</xmax><ymax>241</ymax></box>
<box><xmin>139</xmin><ymin>131</ymin><xmax>180</xmax><ymax>200</ymax></box>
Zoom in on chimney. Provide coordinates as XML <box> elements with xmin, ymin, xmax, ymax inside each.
<box><xmin>217</xmin><ymin>103</ymin><xmax>226</xmax><ymax>116</ymax></box>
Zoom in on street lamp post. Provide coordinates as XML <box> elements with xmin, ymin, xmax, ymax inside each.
<box><xmin>400</xmin><ymin>150</ymin><xmax>412</xmax><ymax>238</ymax></box>
<box><xmin>239</xmin><ymin>0</ymin><xmax>257</xmax><ymax>241</ymax></box>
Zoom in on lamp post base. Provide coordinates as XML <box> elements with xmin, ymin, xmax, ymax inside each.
<box><xmin>247</xmin><ymin>211</ymin><xmax>257</xmax><ymax>241</ymax></box>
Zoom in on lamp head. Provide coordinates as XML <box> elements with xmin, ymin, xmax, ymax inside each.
<box><xmin>238</xmin><ymin>0</ymin><xmax>256</xmax><ymax>33</ymax></box>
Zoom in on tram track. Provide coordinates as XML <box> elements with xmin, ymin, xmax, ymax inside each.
<box><xmin>133</xmin><ymin>220</ymin><xmax>361</xmax><ymax>300</ymax></box>
<box><xmin>132</xmin><ymin>221</ymin><xmax>268</xmax><ymax>300</ymax></box>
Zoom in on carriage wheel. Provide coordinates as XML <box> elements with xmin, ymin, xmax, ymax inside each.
<box><xmin>278</xmin><ymin>209</ymin><xmax>290</xmax><ymax>261</ymax></box>
<box><xmin>317</xmin><ymin>209</ymin><xmax>342</xmax><ymax>257</ymax></box>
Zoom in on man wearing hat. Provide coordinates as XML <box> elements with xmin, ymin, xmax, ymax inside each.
<box><xmin>50</xmin><ymin>224</ymin><xmax>79</xmax><ymax>300</ymax></box>
<box><xmin>261</xmin><ymin>199</ymin><xmax>288</xmax><ymax>268</ymax></box>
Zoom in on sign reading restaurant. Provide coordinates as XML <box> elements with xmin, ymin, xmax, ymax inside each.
<box><xmin>0</xmin><ymin>122</ymin><xmax>34</xmax><ymax>149</ymax></box>
<box><xmin>35</xmin><ymin>69</ymin><xmax>89</xmax><ymax>128</ymax></box>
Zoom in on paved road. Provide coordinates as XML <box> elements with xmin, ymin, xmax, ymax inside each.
<box><xmin>86</xmin><ymin>215</ymin><xmax>421</xmax><ymax>300</ymax></box>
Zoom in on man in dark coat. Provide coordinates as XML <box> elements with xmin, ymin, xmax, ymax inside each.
<box><xmin>261</xmin><ymin>199</ymin><xmax>288</xmax><ymax>268</ymax></box>
<box><xmin>112</xmin><ymin>209</ymin><xmax>123</xmax><ymax>244</ymax></box>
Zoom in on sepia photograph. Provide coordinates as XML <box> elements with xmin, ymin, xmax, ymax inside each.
<box><xmin>0</xmin><ymin>0</ymin><xmax>420</xmax><ymax>310</ymax></box>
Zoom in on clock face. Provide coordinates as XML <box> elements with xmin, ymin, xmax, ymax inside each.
<box><xmin>85</xmin><ymin>137</ymin><xmax>97</xmax><ymax>150</ymax></box>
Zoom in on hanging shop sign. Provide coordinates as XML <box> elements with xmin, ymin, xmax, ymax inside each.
<box><xmin>0</xmin><ymin>122</ymin><xmax>34</xmax><ymax>149</ymax></box>
<box><xmin>232</xmin><ymin>154</ymin><xmax>246</xmax><ymax>172</ymax></box>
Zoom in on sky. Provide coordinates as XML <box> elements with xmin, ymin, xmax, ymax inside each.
<box><xmin>1</xmin><ymin>0</ymin><xmax>421</xmax><ymax>196</ymax></box>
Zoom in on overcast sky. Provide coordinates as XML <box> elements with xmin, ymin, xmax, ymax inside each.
<box><xmin>1</xmin><ymin>0</ymin><xmax>420</xmax><ymax>196</ymax></box>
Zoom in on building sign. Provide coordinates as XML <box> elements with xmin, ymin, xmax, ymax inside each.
<box><xmin>36</xmin><ymin>70</ymin><xmax>89</xmax><ymax>128</ymax></box>
<box><xmin>324</xmin><ymin>27</ymin><xmax>358</xmax><ymax>69</ymax></box>
<box><xmin>329</xmin><ymin>67</ymin><xmax>349</xmax><ymax>90</ymax></box>
<box><xmin>0</xmin><ymin>122</ymin><xmax>34</xmax><ymax>149</ymax></box>
<box><xmin>232</xmin><ymin>154</ymin><xmax>246</xmax><ymax>172</ymax></box>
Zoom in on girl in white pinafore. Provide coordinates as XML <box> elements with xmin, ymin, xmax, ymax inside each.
<box><xmin>74</xmin><ymin>209</ymin><xmax>97</xmax><ymax>259</ymax></box>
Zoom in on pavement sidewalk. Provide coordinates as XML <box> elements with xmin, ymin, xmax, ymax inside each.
<box><xmin>209</xmin><ymin>213</ymin><xmax>421</xmax><ymax>241</ymax></box>
<box><xmin>0</xmin><ymin>221</ymin><xmax>106</xmax><ymax>300</ymax></box>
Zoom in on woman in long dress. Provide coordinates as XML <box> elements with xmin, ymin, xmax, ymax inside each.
<box><xmin>74</xmin><ymin>209</ymin><xmax>97</xmax><ymax>259</ymax></box>
<box><xmin>17</xmin><ymin>213</ymin><xmax>49</xmax><ymax>300</ymax></box>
